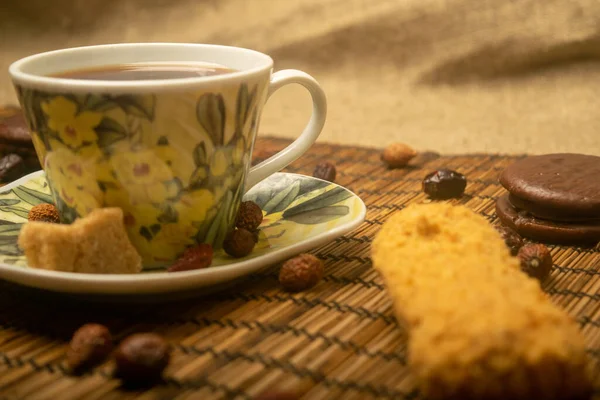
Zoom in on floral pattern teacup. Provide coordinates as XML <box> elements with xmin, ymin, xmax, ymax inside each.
<box><xmin>10</xmin><ymin>43</ymin><xmax>326</xmax><ymax>267</ymax></box>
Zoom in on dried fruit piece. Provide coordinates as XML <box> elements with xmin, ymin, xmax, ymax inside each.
<box><xmin>28</xmin><ymin>203</ymin><xmax>60</xmax><ymax>223</ymax></box>
<box><xmin>422</xmin><ymin>169</ymin><xmax>467</xmax><ymax>199</ymax></box>
<box><xmin>381</xmin><ymin>143</ymin><xmax>417</xmax><ymax>168</ymax></box>
<box><xmin>236</xmin><ymin>201</ymin><xmax>263</xmax><ymax>231</ymax></box>
<box><xmin>67</xmin><ymin>323</ymin><xmax>113</xmax><ymax>373</ymax></box>
<box><xmin>518</xmin><ymin>243</ymin><xmax>553</xmax><ymax>282</ymax></box>
<box><xmin>494</xmin><ymin>225</ymin><xmax>524</xmax><ymax>256</ymax></box>
<box><xmin>312</xmin><ymin>162</ymin><xmax>337</xmax><ymax>182</ymax></box>
<box><xmin>114</xmin><ymin>333</ymin><xmax>171</xmax><ymax>382</ymax></box>
<box><xmin>167</xmin><ymin>243</ymin><xmax>213</xmax><ymax>272</ymax></box>
<box><xmin>223</xmin><ymin>229</ymin><xmax>255</xmax><ymax>258</ymax></box>
<box><xmin>279</xmin><ymin>253</ymin><xmax>324</xmax><ymax>292</ymax></box>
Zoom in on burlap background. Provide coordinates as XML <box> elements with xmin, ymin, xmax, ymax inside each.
<box><xmin>1</xmin><ymin>0</ymin><xmax>599</xmax><ymax>154</ymax></box>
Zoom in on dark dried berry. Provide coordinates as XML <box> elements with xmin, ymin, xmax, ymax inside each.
<box><xmin>167</xmin><ymin>243</ymin><xmax>213</xmax><ymax>272</ymax></box>
<box><xmin>279</xmin><ymin>254</ymin><xmax>324</xmax><ymax>292</ymax></box>
<box><xmin>223</xmin><ymin>228</ymin><xmax>256</xmax><ymax>258</ymax></box>
<box><xmin>518</xmin><ymin>243</ymin><xmax>553</xmax><ymax>282</ymax></box>
<box><xmin>236</xmin><ymin>201</ymin><xmax>263</xmax><ymax>231</ymax></box>
<box><xmin>312</xmin><ymin>162</ymin><xmax>336</xmax><ymax>182</ymax></box>
<box><xmin>67</xmin><ymin>323</ymin><xmax>113</xmax><ymax>373</ymax></box>
<box><xmin>494</xmin><ymin>225</ymin><xmax>524</xmax><ymax>256</ymax></box>
<box><xmin>114</xmin><ymin>333</ymin><xmax>171</xmax><ymax>382</ymax></box>
<box><xmin>422</xmin><ymin>169</ymin><xmax>466</xmax><ymax>199</ymax></box>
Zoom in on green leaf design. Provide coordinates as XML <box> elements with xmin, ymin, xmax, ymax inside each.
<box><xmin>282</xmin><ymin>187</ymin><xmax>352</xmax><ymax>219</ymax></box>
<box><xmin>12</xmin><ymin>186</ymin><xmax>54</xmax><ymax>206</ymax></box>
<box><xmin>114</xmin><ymin>95</ymin><xmax>156</xmax><ymax>120</ymax></box>
<box><xmin>0</xmin><ymin>206</ymin><xmax>31</xmax><ymax>220</ymax></box>
<box><xmin>96</xmin><ymin>117</ymin><xmax>128</xmax><ymax>148</ymax></box>
<box><xmin>197</xmin><ymin>93</ymin><xmax>225</xmax><ymax>145</ymax></box>
<box><xmin>84</xmin><ymin>95</ymin><xmax>119</xmax><ymax>112</ymax></box>
<box><xmin>285</xmin><ymin>205</ymin><xmax>349</xmax><ymax>225</ymax></box>
<box><xmin>235</xmin><ymin>84</ymin><xmax>257</xmax><ymax>135</ymax></box>
<box><xmin>0</xmin><ymin>236</ymin><xmax>19</xmax><ymax>244</ymax></box>
<box><xmin>204</xmin><ymin>190</ymin><xmax>232</xmax><ymax>247</ymax></box>
<box><xmin>299</xmin><ymin>180</ymin><xmax>330</xmax><ymax>197</ymax></box>
<box><xmin>193</xmin><ymin>142</ymin><xmax>208</xmax><ymax>167</ymax></box>
<box><xmin>150</xmin><ymin>224</ymin><xmax>161</xmax><ymax>235</ymax></box>
<box><xmin>263</xmin><ymin>180</ymin><xmax>301</xmax><ymax>215</ymax></box>
<box><xmin>97</xmin><ymin>180</ymin><xmax>119</xmax><ymax>192</ymax></box>
<box><xmin>189</xmin><ymin>166</ymin><xmax>209</xmax><ymax>189</ymax></box>
<box><xmin>0</xmin><ymin>243</ymin><xmax>23</xmax><ymax>256</ymax></box>
<box><xmin>157</xmin><ymin>204</ymin><xmax>178</xmax><ymax>224</ymax></box>
<box><xmin>0</xmin><ymin>223</ymin><xmax>23</xmax><ymax>235</ymax></box>
<box><xmin>0</xmin><ymin>199</ymin><xmax>20</xmax><ymax>207</ymax></box>
<box><xmin>139</xmin><ymin>226</ymin><xmax>153</xmax><ymax>241</ymax></box>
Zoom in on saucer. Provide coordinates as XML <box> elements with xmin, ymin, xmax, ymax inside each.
<box><xmin>0</xmin><ymin>171</ymin><xmax>366</xmax><ymax>296</ymax></box>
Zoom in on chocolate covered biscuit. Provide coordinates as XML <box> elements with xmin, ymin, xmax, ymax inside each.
<box><xmin>499</xmin><ymin>153</ymin><xmax>600</xmax><ymax>220</ymax></box>
<box><xmin>496</xmin><ymin>194</ymin><xmax>600</xmax><ymax>244</ymax></box>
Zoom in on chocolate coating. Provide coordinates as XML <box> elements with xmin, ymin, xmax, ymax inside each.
<box><xmin>499</xmin><ymin>154</ymin><xmax>600</xmax><ymax>219</ymax></box>
<box><xmin>496</xmin><ymin>195</ymin><xmax>600</xmax><ymax>245</ymax></box>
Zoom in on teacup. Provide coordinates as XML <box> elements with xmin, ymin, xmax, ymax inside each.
<box><xmin>9</xmin><ymin>43</ymin><xmax>326</xmax><ymax>267</ymax></box>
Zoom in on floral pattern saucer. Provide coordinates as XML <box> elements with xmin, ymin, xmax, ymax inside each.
<box><xmin>0</xmin><ymin>171</ymin><xmax>365</xmax><ymax>296</ymax></box>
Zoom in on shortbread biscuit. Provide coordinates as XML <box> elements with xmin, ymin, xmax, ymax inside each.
<box><xmin>19</xmin><ymin>207</ymin><xmax>142</xmax><ymax>274</ymax></box>
<box><xmin>372</xmin><ymin>203</ymin><xmax>590</xmax><ymax>400</ymax></box>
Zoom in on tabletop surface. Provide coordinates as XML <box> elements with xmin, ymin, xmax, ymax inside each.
<box><xmin>0</xmin><ymin>137</ymin><xmax>598</xmax><ymax>399</ymax></box>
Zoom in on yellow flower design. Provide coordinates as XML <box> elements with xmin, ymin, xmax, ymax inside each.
<box><xmin>41</xmin><ymin>96</ymin><xmax>102</xmax><ymax>148</ymax></box>
<box><xmin>30</xmin><ymin>132</ymin><xmax>47</xmax><ymax>167</ymax></box>
<box><xmin>105</xmin><ymin>181</ymin><xmax>173</xmax><ymax>206</ymax></box>
<box><xmin>111</xmin><ymin>149</ymin><xmax>172</xmax><ymax>185</ymax></box>
<box><xmin>211</xmin><ymin>149</ymin><xmax>228</xmax><ymax>177</ymax></box>
<box><xmin>175</xmin><ymin>189</ymin><xmax>215</xmax><ymax>224</ymax></box>
<box><xmin>45</xmin><ymin>148</ymin><xmax>102</xmax><ymax>196</ymax></box>
<box><xmin>232</xmin><ymin>138</ymin><xmax>245</xmax><ymax>166</ymax></box>
<box><xmin>154</xmin><ymin>145</ymin><xmax>195</xmax><ymax>185</ymax></box>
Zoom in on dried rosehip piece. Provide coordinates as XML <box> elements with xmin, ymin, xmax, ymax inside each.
<box><xmin>114</xmin><ymin>333</ymin><xmax>171</xmax><ymax>383</ymax></box>
<box><xmin>279</xmin><ymin>254</ymin><xmax>324</xmax><ymax>292</ymax></box>
<box><xmin>223</xmin><ymin>228</ymin><xmax>255</xmax><ymax>258</ymax></box>
<box><xmin>518</xmin><ymin>243</ymin><xmax>553</xmax><ymax>282</ymax></box>
<box><xmin>381</xmin><ymin>143</ymin><xmax>417</xmax><ymax>168</ymax></box>
<box><xmin>422</xmin><ymin>169</ymin><xmax>467</xmax><ymax>199</ymax></box>
<box><xmin>167</xmin><ymin>243</ymin><xmax>213</xmax><ymax>272</ymax></box>
<box><xmin>67</xmin><ymin>323</ymin><xmax>113</xmax><ymax>374</ymax></box>
<box><xmin>494</xmin><ymin>225</ymin><xmax>524</xmax><ymax>256</ymax></box>
<box><xmin>313</xmin><ymin>161</ymin><xmax>337</xmax><ymax>182</ymax></box>
<box><xmin>236</xmin><ymin>201</ymin><xmax>263</xmax><ymax>231</ymax></box>
<box><xmin>28</xmin><ymin>203</ymin><xmax>60</xmax><ymax>223</ymax></box>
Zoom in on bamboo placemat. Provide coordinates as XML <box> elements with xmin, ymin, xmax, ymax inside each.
<box><xmin>0</xmin><ymin>137</ymin><xmax>598</xmax><ymax>400</ymax></box>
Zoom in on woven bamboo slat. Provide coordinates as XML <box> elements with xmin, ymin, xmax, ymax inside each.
<box><xmin>0</xmin><ymin>137</ymin><xmax>598</xmax><ymax>400</ymax></box>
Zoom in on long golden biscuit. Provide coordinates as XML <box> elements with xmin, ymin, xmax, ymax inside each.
<box><xmin>372</xmin><ymin>203</ymin><xmax>591</xmax><ymax>400</ymax></box>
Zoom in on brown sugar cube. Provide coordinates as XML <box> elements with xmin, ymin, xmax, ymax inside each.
<box><xmin>18</xmin><ymin>208</ymin><xmax>142</xmax><ymax>274</ymax></box>
<box><xmin>371</xmin><ymin>202</ymin><xmax>591</xmax><ymax>400</ymax></box>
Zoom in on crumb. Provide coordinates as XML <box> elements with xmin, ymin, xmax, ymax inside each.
<box><xmin>18</xmin><ymin>208</ymin><xmax>142</xmax><ymax>274</ymax></box>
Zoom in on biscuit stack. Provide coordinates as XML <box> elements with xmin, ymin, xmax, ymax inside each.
<box><xmin>0</xmin><ymin>106</ymin><xmax>41</xmax><ymax>183</ymax></box>
<box><xmin>496</xmin><ymin>153</ymin><xmax>600</xmax><ymax>245</ymax></box>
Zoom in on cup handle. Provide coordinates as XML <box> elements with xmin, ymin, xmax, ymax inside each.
<box><xmin>244</xmin><ymin>69</ymin><xmax>327</xmax><ymax>190</ymax></box>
